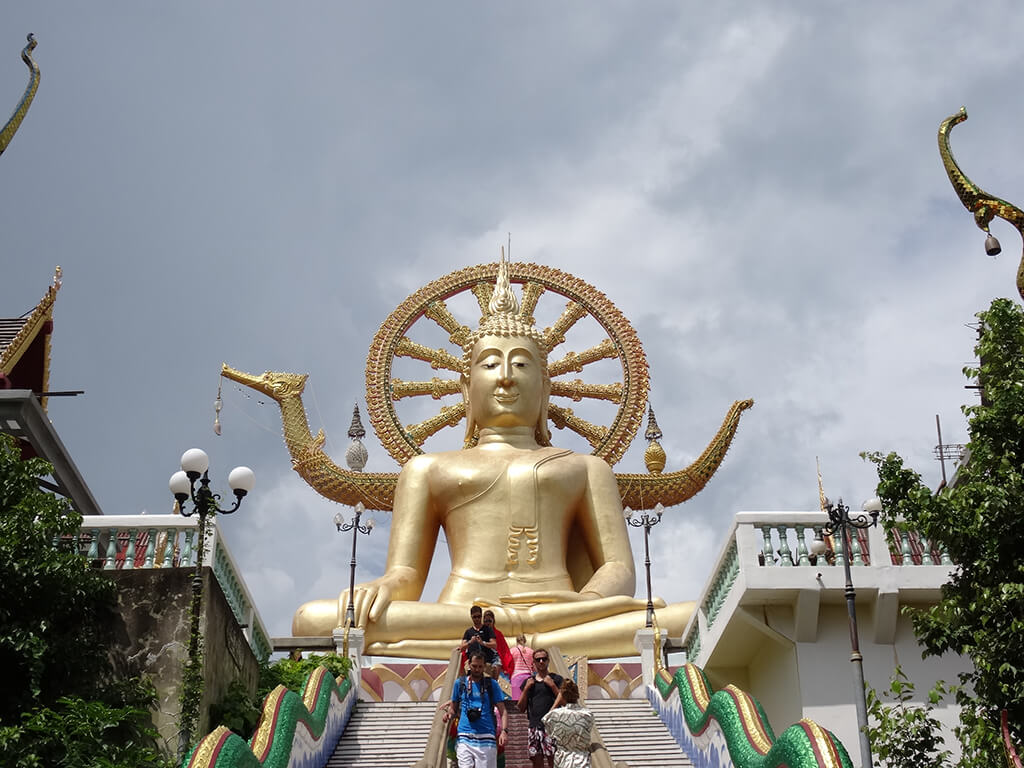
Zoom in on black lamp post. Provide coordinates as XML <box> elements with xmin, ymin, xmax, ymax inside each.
<box><xmin>811</xmin><ymin>496</ymin><xmax>880</xmax><ymax>768</ymax></box>
<box><xmin>624</xmin><ymin>503</ymin><xmax>664</xmax><ymax>628</ymax></box>
<box><xmin>334</xmin><ymin>502</ymin><xmax>374</xmax><ymax>629</ymax></box>
<box><xmin>168</xmin><ymin>448</ymin><xmax>254</xmax><ymax>754</ymax></box>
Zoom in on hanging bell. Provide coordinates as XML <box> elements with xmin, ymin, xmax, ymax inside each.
<box><xmin>985</xmin><ymin>233</ymin><xmax>1002</xmax><ymax>256</ymax></box>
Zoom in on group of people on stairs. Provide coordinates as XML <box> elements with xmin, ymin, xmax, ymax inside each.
<box><xmin>443</xmin><ymin>606</ymin><xmax>595</xmax><ymax>768</ymax></box>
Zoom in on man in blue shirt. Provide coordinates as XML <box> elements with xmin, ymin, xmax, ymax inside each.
<box><xmin>442</xmin><ymin>650</ymin><xmax>509</xmax><ymax>768</ymax></box>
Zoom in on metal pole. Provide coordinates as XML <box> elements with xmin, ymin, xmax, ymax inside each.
<box><xmin>181</xmin><ymin>487</ymin><xmax>209</xmax><ymax>756</ymax></box>
<box><xmin>644</xmin><ymin>522</ymin><xmax>654</xmax><ymax>628</ymax></box>
<box><xmin>346</xmin><ymin>506</ymin><xmax>361</xmax><ymax>628</ymax></box>
<box><xmin>841</xmin><ymin>522</ymin><xmax>873</xmax><ymax>768</ymax></box>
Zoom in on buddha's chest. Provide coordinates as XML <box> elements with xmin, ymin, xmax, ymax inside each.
<box><xmin>433</xmin><ymin>448</ymin><xmax>585</xmax><ymax>522</ymax></box>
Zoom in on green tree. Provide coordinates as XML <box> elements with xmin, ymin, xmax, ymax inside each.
<box><xmin>869</xmin><ymin>297</ymin><xmax>1024</xmax><ymax>763</ymax></box>
<box><xmin>865</xmin><ymin>667</ymin><xmax>953</xmax><ymax>768</ymax></box>
<box><xmin>210</xmin><ymin>653</ymin><xmax>352</xmax><ymax>741</ymax></box>
<box><xmin>0</xmin><ymin>434</ymin><xmax>167</xmax><ymax>767</ymax></box>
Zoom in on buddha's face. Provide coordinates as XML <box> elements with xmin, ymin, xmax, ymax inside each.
<box><xmin>465</xmin><ymin>335</ymin><xmax>548</xmax><ymax>431</ymax></box>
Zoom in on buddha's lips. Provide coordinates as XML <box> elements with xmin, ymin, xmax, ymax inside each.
<box><xmin>494</xmin><ymin>394</ymin><xmax>518</xmax><ymax>403</ymax></box>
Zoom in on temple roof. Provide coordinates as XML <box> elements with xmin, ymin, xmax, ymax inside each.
<box><xmin>0</xmin><ymin>269</ymin><xmax>100</xmax><ymax>516</ymax></box>
<box><xmin>0</xmin><ymin>267</ymin><xmax>60</xmax><ymax>409</ymax></box>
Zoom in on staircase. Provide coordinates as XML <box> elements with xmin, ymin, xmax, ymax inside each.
<box><xmin>327</xmin><ymin>700</ymin><xmax>436</xmax><ymax>768</ymax></box>
<box><xmin>588</xmin><ymin>699</ymin><xmax>692</xmax><ymax>768</ymax></box>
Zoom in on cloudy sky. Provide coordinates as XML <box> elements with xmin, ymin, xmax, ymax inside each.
<box><xmin>3</xmin><ymin>3</ymin><xmax>1023</xmax><ymax>646</ymax></box>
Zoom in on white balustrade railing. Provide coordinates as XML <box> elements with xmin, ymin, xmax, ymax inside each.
<box><xmin>682</xmin><ymin>511</ymin><xmax>952</xmax><ymax>664</ymax></box>
<box><xmin>77</xmin><ymin>515</ymin><xmax>271</xmax><ymax>661</ymax></box>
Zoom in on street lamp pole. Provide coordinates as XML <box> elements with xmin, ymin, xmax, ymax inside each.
<box><xmin>334</xmin><ymin>502</ymin><xmax>374</xmax><ymax>629</ymax></box>
<box><xmin>169</xmin><ymin>448</ymin><xmax>254</xmax><ymax>756</ymax></box>
<box><xmin>624</xmin><ymin>503</ymin><xmax>664</xmax><ymax>628</ymax></box>
<box><xmin>819</xmin><ymin>497</ymin><xmax>880</xmax><ymax>768</ymax></box>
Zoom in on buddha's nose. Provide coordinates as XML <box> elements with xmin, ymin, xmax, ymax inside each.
<box><xmin>498</xmin><ymin>360</ymin><xmax>514</xmax><ymax>386</ymax></box>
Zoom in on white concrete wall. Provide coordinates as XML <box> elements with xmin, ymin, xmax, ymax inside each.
<box><xmin>796</xmin><ymin>604</ymin><xmax>971</xmax><ymax>765</ymax></box>
<box><xmin>749</xmin><ymin>635</ymin><xmax>801</xmax><ymax>735</ymax></box>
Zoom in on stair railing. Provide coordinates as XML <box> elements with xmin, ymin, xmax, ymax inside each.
<box><xmin>413</xmin><ymin>647</ymin><xmax>463</xmax><ymax>768</ymax></box>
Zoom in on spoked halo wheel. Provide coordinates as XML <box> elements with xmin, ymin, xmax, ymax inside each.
<box><xmin>365</xmin><ymin>262</ymin><xmax>649</xmax><ymax>467</ymax></box>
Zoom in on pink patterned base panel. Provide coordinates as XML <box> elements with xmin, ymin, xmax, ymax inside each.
<box><xmin>358</xmin><ymin>662</ymin><xmax>644</xmax><ymax>701</ymax></box>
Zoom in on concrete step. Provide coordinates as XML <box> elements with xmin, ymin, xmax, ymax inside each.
<box><xmin>588</xmin><ymin>699</ymin><xmax>692</xmax><ymax>768</ymax></box>
<box><xmin>327</xmin><ymin>701</ymin><xmax>437</xmax><ymax>768</ymax></box>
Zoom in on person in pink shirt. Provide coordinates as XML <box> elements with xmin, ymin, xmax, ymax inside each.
<box><xmin>509</xmin><ymin>634</ymin><xmax>535</xmax><ymax>700</ymax></box>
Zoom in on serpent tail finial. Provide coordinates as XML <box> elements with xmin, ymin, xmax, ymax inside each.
<box><xmin>0</xmin><ymin>34</ymin><xmax>40</xmax><ymax>157</ymax></box>
<box><xmin>939</xmin><ymin>107</ymin><xmax>1024</xmax><ymax>301</ymax></box>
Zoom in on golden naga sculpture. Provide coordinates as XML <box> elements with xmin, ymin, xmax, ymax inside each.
<box><xmin>0</xmin><ymin>35</ymin><xmax>40</xmax><ymax>158</ymax></box>
<box><xmin>939</xmin><ymin>107</ymin><xmax>1024</xmax><ymax>301</ymax></box>
<box><xmin>223</xmin><ymin>257</ymin><xmax>752</xmax><ymax>658</ymax></box>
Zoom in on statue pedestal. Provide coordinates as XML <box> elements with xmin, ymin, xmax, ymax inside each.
<box><xmin>633</xmin><ymin>627</ymin><xmax>664</xmax><ymax>689</ymax></box>
<box><xmin>333</xmin><ymin>626</ymin><xmax>366</xmax><ymax>691</ymax></box>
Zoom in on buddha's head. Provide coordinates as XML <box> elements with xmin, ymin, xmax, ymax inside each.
<box><xmin>461</xmin><ymin>256</ymin><xmax>551</xmax><ymax>445</ymax></box>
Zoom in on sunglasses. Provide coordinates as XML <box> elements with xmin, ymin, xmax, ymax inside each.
<box><xmin>534</xmin><ymin>656</ymin><xmax>549</xmax><ymax>662</ymax></box>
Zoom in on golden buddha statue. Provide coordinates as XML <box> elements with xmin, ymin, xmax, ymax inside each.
<box><xmin>223</xmin><ymin>256</ymin><xmax>752</xmax><ymax>659</ymax></box>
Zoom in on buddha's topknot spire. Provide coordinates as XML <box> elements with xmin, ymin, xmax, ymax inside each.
<box><xmin>462</xmin><ymin>248</ymin><xmax>548</xmax><ymax>371</ymax></box>
<box><xmin>488</xmin><ymin>248</ymin><xmax>519</xmax><ymax>315</ymax></box>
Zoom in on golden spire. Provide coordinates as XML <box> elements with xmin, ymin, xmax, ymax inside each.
<box><xmin>644</xmin><ymin>404</ymin><xmax>667</xmax><ymax>474</ymax></box>
<box><xmin>461</xmin><ymin>248</ymin><xmax>549</xmax><ymax>371</ymax></box>
<box><xmin>816</xmin><ymin>456</ymin><xmax>827</xmax><ymax>511</ymax></box>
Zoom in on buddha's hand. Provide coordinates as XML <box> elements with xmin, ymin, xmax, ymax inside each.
<box><xmin>339</xmin><ymin>568</ymin><xmax>416</xmax><ymax>627</ymax></box>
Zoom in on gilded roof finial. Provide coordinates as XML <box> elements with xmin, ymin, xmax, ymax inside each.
<box><xmin>645</xmin><ymin>404</ymin><xmax>663</xmax><ymax>442</ymax></box>
<box><xmin>348</xmin><ymin>403</ymin><xmax>367</xmax><ymax>439</ymax></box>
<box><xmin>644</xmin><ymin>403</ymin><xmax>667</xmax><ymax>474</ymax></box>
<box><xmin>346</xmin><ymin>403</ymin><xmax>368</xmax><ymax>471</ymax></box>
<box><xmin>1</xmin><ymin>34</ymin><xmax>41</xmax><ymax>158</ymax></box>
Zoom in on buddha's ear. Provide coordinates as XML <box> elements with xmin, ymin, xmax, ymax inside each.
<box><xmin>461</xmin><ymin>374</ymin><xmax>475</xmax><ymax>446</ymax></box>
<box><xmin>537</xmin><ymin>376</ymin><xmax>552</xmax><ymax>446</ymax></box>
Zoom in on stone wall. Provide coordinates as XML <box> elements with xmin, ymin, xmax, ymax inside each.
<box><xmin>107</xmin><ymin>567</ymin><xmax>259</xmax><ymax>755</ymax></box>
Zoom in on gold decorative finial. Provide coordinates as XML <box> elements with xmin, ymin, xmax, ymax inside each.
<box><xmin>644</xmin><ymin>404</ymin><xmax>667</xmax><ymax>474</ymax></box>
<box><xmin>489</xmin><ymin>246</ymin><xmax>519</xmax><ymax>315</ymax></box>
<box><xmin>816</xmin><ymin>456</ymin><xmax>827</xmax><ymax>511</ymax></box>
<box><xmin>53</xmin><ymin>266</ymin><xmax>62</xmax><ymax>290</ymax></box>
<box><xmin>345</xmin><ymin>403</ymin><xmax>369</xmax><ymax>471</ymax></box>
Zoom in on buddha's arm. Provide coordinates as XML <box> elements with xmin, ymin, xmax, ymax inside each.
<box><xmin>574</xmin><ymin>455</ymin><xmax>636</xmax><ymax>598</ymax></box>
<box><xmin>349</xmin><ymin>455</ymin><xmax>440</xmax><ymax>625</ymax></box>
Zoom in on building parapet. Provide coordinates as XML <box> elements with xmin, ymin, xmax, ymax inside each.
<box><xmin>78</xmin><ymin>514</ymin><xmax>271</xmax><ymax>661</ymax></box>
<box><xmin>681</xmin><ymin>511</ymin><xmax>953</xmax><ymax>667</ymax></box>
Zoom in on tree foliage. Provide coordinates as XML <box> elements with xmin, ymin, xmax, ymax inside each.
<box><xmin>256</xmin><ymin>653</ymin><xmax>352</xmax><ymax>703</ymax></box>
<box><xmin>868</xmin><ymin>297</ymin><xmax>1024</xmax><ymax>761</ymax></box>
<box><xmin>0</xmin><ymin>434</ymin><xmax>167</xmax><ymax>767</ymax></box>
<box><xmin>866</xmin><ymin>667</ymin><xmax>953</xmax><ymax>768</ymax></box>
<box><xmin>210</xmin><ymin>653</ymin><xmax>352</xmax><ymax>741</ymax></box>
